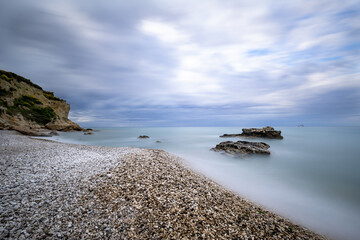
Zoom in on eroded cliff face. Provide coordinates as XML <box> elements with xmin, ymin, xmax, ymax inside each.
<box><xmin>0</xmin><ymin>70</ymin><xmax>82</xmax><ymax>131</ymax></box>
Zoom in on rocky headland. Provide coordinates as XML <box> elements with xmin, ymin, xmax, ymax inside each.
<box><xmin>220</xmin><ymin>126</ymin><xmax>283</xmax><ymax>139</ymax></box>
<box><xmin>0</xmin><ymin>70</ymin><xmax>82</xmax><ymax>135</ymax></box>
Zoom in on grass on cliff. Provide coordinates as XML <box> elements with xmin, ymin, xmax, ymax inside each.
<box><xmin>0</xmin><ymin>70</ymin><xmax>43</xmax><ymax>90</ymax></box>
<box><xmin>7</xmin><ymin>95</ymin><xmax>57</xmax><ymax>125</ymax></box>
<box><xmin>43</xmin><ymin>91</ymin><xmax>64</xmax><ymax>101</ymax></box>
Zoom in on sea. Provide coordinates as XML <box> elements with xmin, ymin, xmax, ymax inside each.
<box><xmin>46</xmin><ymin>127</ymin><xmax>360</xmax><ymax>240</ymax></box>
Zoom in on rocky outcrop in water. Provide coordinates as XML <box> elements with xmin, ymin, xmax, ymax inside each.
<box><xmin>211</xmin><ymin>140</ymin><xmax>270</xmax><ymax>155</ymax></box>
<box><xmin>220</xmin><ymin>126</ymin><xmax>283</xmax><ymax>139</ymax></box>
<box><xmin>138</xmin><ymin>135</ymin><xmax>150</xmax><ymax>139</ymax></box>
<box><xmin>0</xmin><ymin>70</ymin><xmax>82</xmax><ymax>134</ymax></box>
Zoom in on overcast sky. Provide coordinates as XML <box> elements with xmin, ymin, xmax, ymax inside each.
<box><xmin>1</xmin><ymin>0</ymin><xmax>359</xmax><ymax>127</ymax></box>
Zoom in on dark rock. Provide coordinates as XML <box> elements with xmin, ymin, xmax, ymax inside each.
<box><xmin>56</xmin><ymin>124</ymin><xmax>83</xmax><ymax>132</ymax></box>
<box><xmin>83</xmin><ymin>128</ymin><xmax>94</xmax><ymax>135</ymax></box>
<box><xmin>220</xmin><ymin>126</ymin><xmax>283</xmax><ymax>139</ymax></box>
<box><xmin>50</xmin><ymin>130</ymin><xmax>59</xmax><ymax>136</ymax></box>
<box><xmin>138</xmin><ymin>135</ymin><xmax>150</xmax><ymax>139</ymax></box>
<box><xmin>220</xmin><ymin>134</ymin><xmax>243</xmax><ymax>137</ymax></box>
<box><xmin>211</xmin><ymin>140</ymin><xmax>270</xmax><ymax>155</ymax></box>
<box><xmin>156</xmin><ymin>140</ymin><xmax>162</xmax><ymax>143</ymax></box>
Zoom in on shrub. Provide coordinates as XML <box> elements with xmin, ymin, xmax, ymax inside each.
<box><xmin>0</xmin><ymin>70</ymin><xmax>43</xmax><ymax>90</ymax></box>
<box><xmin>7</xmin><ymin>95</ymin><xmax>57</xmax><ymax>124</ymax></box>
<box><xmin>0</xmin><ymin>87</ymin><xmax>11</xmax><ymax>97</ymax></box>
<box><xmin>43</xmin><ymin>91</ymin><xmax>64</xmax><ymax>101</ymax></box>
<box><xmin>0</xmin><ymin>99</ymin><xmax>7</xmax><ymax>107</ymax></box>
<box><xmin>1</xmin><ymin>74</ymin><xmax>11</xmax><ymax>82</ymax></box>
<box><xmin>28</xmin><ymin>106</ymin><xmax>56</xmax><ymax>125</ymax></box>
<box><xmin>14</xmin><ymin>95</ymin><xmax>42</xmax><ymax>106</ymax></box>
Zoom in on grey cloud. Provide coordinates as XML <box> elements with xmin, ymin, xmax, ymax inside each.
<box><xmin>1</xmin><ymin>0</ymin><xmax>359</xmax><ymax>127</ymax></box>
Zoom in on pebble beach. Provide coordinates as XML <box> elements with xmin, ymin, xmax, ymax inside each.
<box><xmin>0</xmin><ymin>130</ymin><xmax>326</xmax><ymax>239</ymax></box>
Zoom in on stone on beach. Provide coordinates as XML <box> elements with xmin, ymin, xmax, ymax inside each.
<box><xmin>211</xmin><ymin>140</ymin><xmax>271</xmax><ymax>155</ymax></box>
<box><xmin>11</xmin><ymin>126</ymin><xmax>52</xmax><ymax>137</ymax></box>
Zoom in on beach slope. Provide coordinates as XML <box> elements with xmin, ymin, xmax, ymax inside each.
<box><xmin>0</xmin><ymin>131</ymin><xmax>325</xmax><ymax>239</ymax></box>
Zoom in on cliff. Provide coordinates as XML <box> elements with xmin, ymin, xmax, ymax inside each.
<box><xmin>0</xmin><ymin>70</ymin><xmax>82</xmax><ymax>132</ymax></box>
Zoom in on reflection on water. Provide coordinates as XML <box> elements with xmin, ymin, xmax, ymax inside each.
<box><xmin>50</xmin><ymin>127</ymin><xmax>360</xmax><ymax>240</ymax></box>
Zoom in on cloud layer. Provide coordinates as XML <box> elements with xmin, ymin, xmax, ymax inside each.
<box><xmin>1</xmin><ymin>0</ymin><xmax>359</xmax><ymax>126</ymax></box>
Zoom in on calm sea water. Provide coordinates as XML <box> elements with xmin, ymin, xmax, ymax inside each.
<box><xmin>48</xmin><ymin>127</ymin><xmax>360</xmax><ymax>240</ymax></box>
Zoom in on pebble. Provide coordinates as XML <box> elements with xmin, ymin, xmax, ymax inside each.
<box><xmin>0</xmin><ymin>130</ymin><xmax>325</xmax><ymax>239</ymax></box>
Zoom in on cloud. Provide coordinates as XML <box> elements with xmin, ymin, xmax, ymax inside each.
<box><xmin>0</xmin><ymin>0</ymin><xmax>359</xmax><ymax>126</ymax></box>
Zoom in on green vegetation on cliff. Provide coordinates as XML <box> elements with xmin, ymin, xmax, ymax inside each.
<box><xmin>7</xmin><ymin>95</ymin><xmax>57</xmax><ymax>125</ymax></box>
<box><xmin>0</xmin><ymin>99</ymin><xmax>7</xmax><ymax>107</ymax></box>
<box><xmin>0</xmin><ymin>70</ymin><xmax>43</xmax><ymax>90</ymax></box>
<box><xmin>0</xmin><ymin>87</ymin><xmax>15</xmax><ymax>97</ymax></box>
<box><xmin>43</xmin><ymin>91</ymin><xmax>64</xmax><ymax>101</ymax></box>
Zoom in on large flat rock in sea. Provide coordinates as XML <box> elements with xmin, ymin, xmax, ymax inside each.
<box><xmin>211</xmin><ymin>140</ymin><xmax>271</xmax><ymax>155</ymax></box>
<box><xmin>220</xmin><ymin>126</ymin><xmax>283</xmax><ymax>139</ymax></box>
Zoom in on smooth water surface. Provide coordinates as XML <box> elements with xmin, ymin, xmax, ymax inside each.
<box><xmin>49</xmin><ymin>127</ymin><xmax>360</xmax><ymax>239</ymax></box>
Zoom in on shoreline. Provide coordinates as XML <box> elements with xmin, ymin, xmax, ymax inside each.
<box><xmin>0</xmin><ymin>130</ymin><xmax>325</xmax><ymax>239</ymax></box>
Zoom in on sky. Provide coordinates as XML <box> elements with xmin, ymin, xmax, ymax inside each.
<box><xmin>0</xmin><ymin>0</ymin><xmax>359</xmax><ymax>127</ymax></box>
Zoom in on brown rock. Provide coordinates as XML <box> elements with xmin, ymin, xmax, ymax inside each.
<box><xmin>11</xmin><ymin>126</ymin><xmax>51</xmax><ymax>137</ymax></box>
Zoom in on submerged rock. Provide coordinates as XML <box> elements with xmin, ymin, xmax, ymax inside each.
<box><xmin>83</xmin><ymin>129</ymin><xmax>94</xmax><ymax>135</ymax></box>
<box><xmin>220</xmin><ymin>126</ymin><xmax>283</xmax><ymax>139</ymax></box>
<box><xmin>211</xmin><ymin>140</ymin><xmax>270</xmax><ymax>155</ymax></box>
<box><xmin>138</xmin><ymin>135</ymin><xmax>150</xmax><ymax>139</ymax></box>
<box><xmin>50</xmin><ymin>130</ymin><xmax>59</xmax><ymax>136</ymax></box>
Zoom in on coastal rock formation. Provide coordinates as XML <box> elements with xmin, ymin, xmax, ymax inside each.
<box><xmin>138</xmin><ymin>135</ymin><xmax>150</xmax><ymax>139</ymax></box>
<box><xmin>11</xmin><ymin>126</ymin><xmax>52</xmax><ymax>137</ymax></box>
<box><xmin>220</xmin><ymin>126</ymin><xmax>283</xmax><ymax>139</ymax></box>
<box><xmin>211</xmin><ymin>140</ymin><xmax>270</xmax><ymax>155</ymax></box>
<box><xmin>0</xmin><ymin>70</ymin><xmax>82</xmax><ymax>134</ymax></box>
